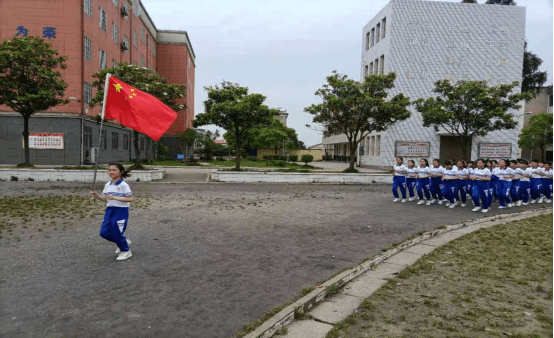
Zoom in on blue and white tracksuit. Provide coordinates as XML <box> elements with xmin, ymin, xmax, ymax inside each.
<box><xmin>467</xmin><ymin>167</ymin><xmax>475</xmax><ymax>198</ymax></box>
<box><xmin>489</xmin><ymin>168</ymin><xmax>499</xmax><ymax>204</ymax></box>
<box><xmin>429</xmin><ymin>165</ymin><xmax>444</xmax><ymax>201</ymax></box>
<box><xmin>542</xmin><ymin>169</ymin><xmax>553</xmax><ymax>200</ymax></box>
<box><xmin>471</xmin><ymin>168</ymin><xmax>492</xmax><ymax>210</ymax></box>
<box><xmin>416</xmin><ymin>166</ymin><xmax>432</xmax><ymax>201</ymax></box>
<box><xmin>495</xmin><ymin>167</ymin><xmax>513</xmax><ymax>207</ymax></box>
<box><xmin>392</xmin><ymin>164</ymin><xmax>407</xmax><ymax>199</ymax></box>
<box><xmin>457</xmin><ymin>167</ymin><xmax>469</xmax><ymax>204</ymax></box>
<box><xmin>405</xmin><ymin>167</ymin><xmax>418</xmax><ymax>198</ymax></box>
<box><xmin>529</xmin><ymin>167</ymin><xmax>543</xmax><ymax>200</ymax></box>
<box><xmin>510</xmin><ymin>167</ymin><xmax>522</xmax><ymax>203</ymax></box>
<box><xmin>100</xmin><ymin>179</ymin><xmax>133</xmax><ymax>252</ymax></box>
<box><xmin>441</xmin><ymin>168</ymin><xmax>460</xmax><ymax>204</ymax></box>
<box><xmin>520</xmin><ymin>168</ymin><xmax>532</xmax><ymax>203</ymax></box>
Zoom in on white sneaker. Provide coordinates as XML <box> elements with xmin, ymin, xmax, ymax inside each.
<box><xmin>430</xmin><ymin>199</ymin><xmax>436</xmax><ymax>204</ymax></box>
<box><xmin>522</xmin><ymin>202</ymin><xmax>529</xmax><ymax>206</ymax></box>
<box><xmin>498</xmin><ymin>205</ymin><xmax>506</xmax><ymax>209</ymax></box>
<box><xmin>417</xmin><ymin>200</ymin><xmax>425</xmax><ymax>205</ymax></box>
<box><xmin>472</xmin><ymin>206</ymin><xmax>482</xmax><ymax>212</ymax></box>
<box><xmin>461</xmin><ymin>203</ymin><xmax>466</xmax><ymax>207</ymax></box>
<box><xmin>516</xmin><ymin>201</ymin><xmax>522</xmax><ymax>207</ymax></box>
<box><xmin>401</xmin><ymin>199</ymin><xmax>407</xmax><ymax>203</ymax></box>
<box><xmin>507</xmin><ymin>203</ymin><xmax>513</xmax><ymax>208</ymax></box>
<box><xmin>449</xmin><ymin>201</ymin><xmax>458</xmax><ymax>209</ymax></box>
<box><xmin>546</xmin><ymin>199</ymin><xmax>552</xmax><ymax>203</ymax></box>
<box><xmin>116</xmin><ymin>250</ymin><xmax>132</xmax><ymax>261</ymax></box>
<box><xmin>115</xmin><ymin>239</ymin><xmax>132</xmax><ymax>254</ymax></box>
<box><xmin>393</xmin><ymin>198</ymin><xmax>399</xmax><ymax>203</ymax></box>
<box><xmin>481</xmin><ymin>209</ymin><xmax>489</xmax><ymax>213</ymax></box>
<box><xmin>538</xmin><ymin>197</ymin><xmax>544</xmax><ymax>203</ymax></box>
<box><xmin>426</xmin><ymin>200</ymin><xmax>432</xmax><ymax>206</ymax></box>
<box><xmin>438</xmin><ymin>200</ymin><xmax>443</xmax><ymax>205</ymax></box>
<box><xmin>530</xmin><ymin>199</ymin><xmax>537</xmax><ymax>204</ymax></box>
<box><xmin>408</xmin><ymin>197</ymin><xmax>414</xmax><ymax>202</ymax></box>
<box><xmin>446</xmin><ymin>202</ymin><xmax>451</xmax><ymax>207</ymax></box>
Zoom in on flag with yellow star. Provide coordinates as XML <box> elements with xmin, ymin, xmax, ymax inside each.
<box><xmin>104</xmin><ymin>76</ymin><xmax>177</xmax><ymax>141</ymax></box>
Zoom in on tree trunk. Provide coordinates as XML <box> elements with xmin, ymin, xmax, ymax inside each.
<box><xmin>133</xmin><ymin>130</ymin><xmax>140</xmax><ymax>167</ymax></box>
<box><xmin>235</xmin><ymin>142</ymin><xmax>241</xmax><ymax>170</ymax></box>
<box><xmin>349</xmin><ymin>144</ymin><xmax>357</xmax><ymax>171</ymax></box>
<box><xmin>22</xmin><ymin>113</ymin><xmax>31</xmax><ymax>165</ymax></box>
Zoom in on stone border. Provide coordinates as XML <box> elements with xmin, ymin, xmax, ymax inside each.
<box><xmin>0</xmin><ymin>169</ymin><xmax>165</xmax><ymax>182</ymax></box>
<box><xmin>211</xmin><ymin>171</ymin><xmax>392</xmax><ymax>184</ymax></box>
<box><xmin>242</xmin><ymin>207</ymin><xmax>553</xmax><ymax>338</ymax></box>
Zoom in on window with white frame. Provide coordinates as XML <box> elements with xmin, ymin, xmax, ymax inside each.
<box><xmin>112</xmin><ymin>22</ymin><xmax>119</xmax><ymax>43</ymax></box>
<box><xmin>112</xmin><ymin>59</ymin><xmax>118</xmax><ymax>68</ymax></box>
<box><xmin>147</xmin><ymin>61</ymin><xmax>151</xmax><ymax>69</ymax></box>
<box><xmin>83</xmin><ymin>82</ymin><xmax>92</xmax><ymax>104</ymax></box>
<box><xmin>99</xmin><ymin>7</ymin><xmax>107</xmax><ymax>32</ymax></box>
<box><xmin>133</xmin><ymin>30</ymin><xmax>137</xmax><ymax>47</ymax></box>
<box><xmin>99</xmin><ymin>49</ymin><xmax>107</xmax><ymax>69</ymax></box>
<box><xmin>141</xmin><ymin>27</ymin><xmax>145</xmax><ymax>42</ymax></box>
<box><xmin>123</xmin><ymin>35</ymin><xmax>129</xmax><ymax>53</ymax></box>
<box><xmin>84</xmin><ymin>0</ymin><xmax>92</xmax><ymax>17</ymax></box>
<box><xmin>140</xmin><ymin>55</ymin><xmax>145</xmax><ymax>68</ymax></box>
<box><xmin>84</xmin><ymin>35</ymin><xmax>92</xmax><ymax>61</ymax></box>
<box><xmin>112</xmin><ymin>0</ymin><xmax>119</xmax><ymax>7</ymax></box>
<box><xmin>147</xmin><ymin>36</ymin><xmax>151</xmax><ymax>51</ymax></box>
<box><xmin>152</xmin><ymin>44</ymin><xmax>156</xmax><ymax>57</ymax></box>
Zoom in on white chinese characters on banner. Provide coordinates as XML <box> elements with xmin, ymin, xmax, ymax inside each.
<box><xmin>26</xmin><ymin>133</ymin><xmax>64</xmax><ymax>149</ymax></box>
<box><xmin>478</xmin><ymin>143</ymin><xmax>511</xmax><ymax>158</ymax></box>
<box><xmin>395</xmin><ymin>142</ymin><xmax>430</xmax><ymax>157</ymax></box>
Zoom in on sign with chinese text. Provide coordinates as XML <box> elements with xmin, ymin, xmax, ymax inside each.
<box><xmin>25</xmin><ymin>133</ymin><xmax>64</xmax><ymax>149</ymax></box>
<box><xmin>395</xmin><ymin>141</ymin><xmax>430</xmax><ymax>157</ymax></box>
<box><xmin>478</xmin><ymin>143</ymin><xmax>512</xmax><ymax>158</ymax></box>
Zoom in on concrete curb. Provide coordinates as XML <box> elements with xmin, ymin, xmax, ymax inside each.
<box><xmin>0</xmin><ymin>168</ymin><xmax>165</xmax><ymax>182</ymax></box>
<box><xmin>211</xmin><ymin>171</ymin><xmax>392</xmax><ymax>184</ymax></box>
<box><xmin>242</xmin><ymin>207</ymin><xmax>553</xmax><ymax>338</ymax></box>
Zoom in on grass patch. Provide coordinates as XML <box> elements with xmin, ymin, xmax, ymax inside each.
<box><xmin>329</xmin><ymin>213</ymin><xmax>553</xmax><ymax>338</ymax></box>
<box><xmin>209</xmin><ymin>159</ymin><xmax>315</xmax><ymax>169</ymax></box>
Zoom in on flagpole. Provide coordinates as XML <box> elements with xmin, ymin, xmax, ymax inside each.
<box><xmin>91</xmin><ymin>73</ymin><xmax>112</xmax><ymax>193</ymax></box>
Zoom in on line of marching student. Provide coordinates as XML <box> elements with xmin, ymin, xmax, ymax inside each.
<box><xmin>392</xmin><ymin>157</ymin><xmax>553</xmax><ymax>213</ymax></box>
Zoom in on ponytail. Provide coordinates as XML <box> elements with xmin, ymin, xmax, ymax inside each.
<box><xmin>109</xmin><ymin>162</ymin><xmax>132</xmax><ymax>178</ymax></box>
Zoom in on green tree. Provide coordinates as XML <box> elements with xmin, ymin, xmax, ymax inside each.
<box><xmin>0</xmin><ymin>36</ymin><xmax>69</xmax><ymax>166</ymax></box>
<box><xmin>519</xmin><ymin>113</ymin><xmax>553</xmax><ymax>162</ymax></box>
<box><xmin>193</xmin><ymin>81</ymin><xmax>276</xmax><ymax>170</ymax></box>
<box><xmin>301</xmin><ymin>154</ymin><xmax>314</xmax><ymax>165</ymax></box>
<box><xmin>253</xmin><ymin>118</ymin><xmax>299</xmax><ymax>155</ymax></box>
<box><xmin>414</xmin><ymin>80</ymin><xmax>532</xmax><ymax>160</ymax></box>
<box><xmin>194</xmin><ymin>130</ymin><xmax>221</xmax><ymax>160</ymax></box>
<box><xmin>485</xmin><ymin>0</ymin><xmax>516</xmax><ymax>4</ymax></box>
<box><xmin>305</xmin><ymin>72</ymin><xmax>411</xmax><ymax>171</ymax></box>
<box><xmin>89</xmin><ymin>63</ymin><xmax>187</xmax><ymax>167</ymax></box>
<box><xmin>176</xmin><ymin>128</ymin><xmax>201</xmax><ymax>157</ymax></box>
<box><xmin>522</xmin><ymin>42</ymin><xmax>548</xmax><ymax>98</ymax></box>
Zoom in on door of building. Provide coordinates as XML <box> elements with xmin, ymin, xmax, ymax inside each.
<box><xmin>439</xmin><ymin>136</ymin><xmax>471</xmax><ymax>162</ymax></box>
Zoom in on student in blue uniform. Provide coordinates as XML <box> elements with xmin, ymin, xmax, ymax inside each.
<box><xmin>470</xmin><ymin>159</ymin><xmax>492</xmax><ymax>213</ymax></box>
<box><xmin>405</xmin><ymin>160</ymin><xmax>418</xmax><ymax>202</ymax></box>
<box><xmin>456</xmin><ymin>160</ymin><xmax>469</xmax><ymax>207</ymax></box>
<box><xmin>519</xmin><ymin>159</ymin><xmax>532</xmax><ymax>206</ymax></box>
<box><xmin>429</xmin><ymin>159</ymin><xmax>444</xmax><ymax>205</ymax></box>
<box><xmin>466</xmin><ymin>161</ymin><xmax>475</xmax><ymax>202</ymax></box>
<box><xmin>91</xmin><ymin>162</ymin><xmax>134</xmax><ymax>261</ymax></box>
<box><xmin>529</xmin><ymin>159</ymin><xmax>544</xmax><ymax>203</ymax></box>
<box><xmin>416</xmin><ymin>158</ymin><xmax>432</xmax><ymax>205</ymax></box>
<box><xmin>392</xmin><ymin>157</ymin><xmax>408</xmax><ymax>203</ymax></box>
<box><xmin>495</xmin><ymin>159</ymin><xmax>514</xmax><ymax>209</ymax></box>
<box><xmin>540</xmin><ymin>162</ymin><xmax>552</xmax><ymax>203</ymax></box>
<box><xmin>509</xmin><ymin>160</ymin><xmax>522</xmax><ymax>207</ymax></box>
<box><xmin>441</xmin><ymin>161</ymin><xmax>460</xmax><ymax>208</ymax></box>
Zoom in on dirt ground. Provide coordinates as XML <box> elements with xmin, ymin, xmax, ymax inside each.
<box><xmin>0</xmin><ymin>181</ymin><xmax>548</xmax><ymax>338</ymax></box>
<box><xmin>330</xmin><ymin>213</ymin><xmax>553</xmax><ymax>338</ymax></box>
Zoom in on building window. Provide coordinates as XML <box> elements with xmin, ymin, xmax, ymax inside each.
<box><xmin>141</xmin><ymin>27</ymin><xmax>145</xmax><ymax>42</ymax></box>
<box><xmin>112</xmin><ymin>132</ymin><xmax>119</xmax><ymax>149</ymax></box>
<box><xmin>112</xmin><ymin>0</ymin><xmax>119</xmax><ymax>7</ymax></box>
<box><xmin>83</xmin><ymin>126</ymin><xmax>92</xmax><ymax>149</ymax></box>
<box><xmin>370</xmin><ymin>28</ymin><xmax>375</xmax><ymax>48</ymax></box>
<box><xmin>147</xmin><ymin>35</ymin><xmax>151</xmax><ymax>51</ymax></box>
<box><xmin>152</xmin><ymin>44</ymin><xmax>156</xmax><ymax>57</ymax></box>
<box><xmin>112</xmin><ymin>22</ymin><xmax>119</xmax><ymax>43</ymax></box>
<box><xmin>112</xmin><ymin>59</ymin><xmax>118</xmax><ymax>68</ymax></box>
<box><xmin>99</xmin><ymin>49</ymin><xmax>107</xmax><ymax>69</ymax></box>
<box><xmin>364</xmin><ymin>64</ymin><xmax>369</xmax><ymax>78</ymax></box>
<box><xmin>123</xmin><ymin>134</ymin><xmax>129</xmax><ymax>150</ymax></box>
<box><xmin>375</xmin><ymin>23</ymin><xmax>381</xmax><ymax>44</ymax></box>
<box><xmin>84</xmin><ymin>35</ymin><xmax>92</xmax><ymax>61</ymax></box>
<box><xmin>84</xmin><ymin>0</ymin><xmax>92</xmax><ymax>17</ymax></box>
<box><xmin>133</xmin><ymin>30</ymin><xmax>138</xmax><ymax>47</ymax></box>
<box><xmin>83</xmin><ymin>82</ymin><xmax>92</xmax><ymax>104</ymax></box>
<box><xmin>101</xmin><ymin>130</ymin><xmax>107</xmax><ymax>150</ymax></box>
<box><xmin>140</xmin><ymin>55</ymin><xmax>145</xmax><ymax>68</ymax></box>
<box><xmin>365</xmin><ymin>32</ymin><xmax>370</xmax><ymax>51</ymax></box>
<box><xmin>381</xmin><ymin>17</ymin><xmax>386</xmax><ymax>40</ymax></box>
<box><xmin>123</xmin><ymin>35</ymin><xmax>129</xmax><ymax>53</ymax></box>
<box><xmin>375</xmin><ymin>135</ymin><xmax>381</xmax><ymax>156</ymax></box>
<box><xmin>99</xmin><ymin>7</ymin><xmax>107</xmax><ymax>33</ymax></box>
<box><xmin>374</xmin><ymin>58</ymin><xmax>379</xmax><ymax>75</ymax></box>
<box><xmin>369</xmin><ymin>62</ymin><xmax>373</xmax><ymax>75</ymax></box>
<box><xmin>379</xmin><ymin>54</ymin><xmax>385</xmax><ymax>74</ymax></box>
<box><xmin>122</xmin><ymin>2</ymin><xmax>129</xmax><ymax>21</ymax></box>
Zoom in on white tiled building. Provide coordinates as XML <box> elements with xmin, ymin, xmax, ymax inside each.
<box><xmin>323</xmin><ymin>0</ymin><xmax>527</xmax><ymax>169</ymax></box>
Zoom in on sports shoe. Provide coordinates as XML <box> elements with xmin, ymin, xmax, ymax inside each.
<box><xmin>530</xmin><ymin>199</ymin><xmax>537</xmax><ymax>204</ymax></box>
<box><xmin>481</xmin><ymin>209</ymin><xmax>489</xmax><ymax>213</ymax></box>
<box><xmin>115</xmin><ymin>239</ymin><xmax>132</xmax><ymax>254</ymax></box>
<box><xmin>445</xmin><ymin>202</ymin><xmax>451</xmax><ymax>207</ymax></box>
<box><xmin>393</xmin><ymin>198</ymin><xmax>399</xmax><ymax>203</ymax></box>
<box><xmin>538</xmin><ymin>197</ymin><xmax>544</xmax><ymax>204</ymax></box>
<box><xmin>516</xmin><ymin>201</ymin><xmax>522</xmax><ymax>207</ymax></box>
<box><xmin>426</xmin><ymin>200</ymin><xmax>432</xmax><ymax>206</ymax></box>
<box><xmin>417</xmin><ymin>200</ymin><xmax>425</xmax><ymax>205</ymax></box>
<box><xmin>498</xmin><ymin>205</ymin><xmax>506</xmax><ymax>209</ymax></box>
<box><xmin>507</xmin><ymin>203</ymin><xmax>513</xmax><ymax>208</ymax></box>
<box><xmin>546</xmin><ymin>199</ymin><xmax>552</xmax><ymax>203</ymax></box>
<box><xmin>472</xmin><ymin>206</ymin><xmax>482</xmax><ymax>212</ymax></box>
<box><xmin>430</xmin><ymin>199</ymin><xmax>436</xmax><ymax>204</ymax></box>
<box><xmin>116</xmin><ymin>250</ymin><xmax>132</xmax><ymax>261</ymax></box>
<box><xmin>522</xmin><ymin>202</ymin><xmax>529</xmax><ymax>206</ymax></box>
<box><xmin>408</xmin><ymin>197</ymin><xmax>415</xmax><ymax>201</ymax></box>
<box><xmin>449</xmin><ymin>201</ymin><xmax>458</xmax><ymax>209</ymax></box>
<box><xmin>460</xmin><ymin>203</ymin><xmax>466</xmax><ymax>207</ymax></box>
<box><xmin>438</xmin><ymin>200</ymin><xmax>443</xmax><ymax>205</ymax></box>
<box><xmin>401</xmin><ymin>199</ymin><xmax>407</xmax><ymax>203</ymax></box>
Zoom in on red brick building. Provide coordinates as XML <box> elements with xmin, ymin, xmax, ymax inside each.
<box><xmin>0</xmin><ymin>0</ymin><xmax>195</xmax><ymax>164</ymax></box>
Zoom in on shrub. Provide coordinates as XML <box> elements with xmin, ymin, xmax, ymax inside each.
<box><xmin>274</xmin><ymin>160</ymin><xmax>286</xmax><ymax>166</ymax></box>
<box><xmin>301</xmin><ymin>154</ymin><xmax>314</xmax><ymax>165</ymax></box>
<box><xmin>288</xmin><ymin>155</ymin><xmax>298</xmax><ymax>162</ymax></box>
<box><xmin>262</xmin><ymin>155</ymin><xmax>270</xmax><ymax>160</ymax></box>
<box><xmin>275</xmin><ymin>155</ymin><xmax>287</xmax><ymax>161</ymax></box>
<box><xmin>247</xmin><ymin>156</ymin><xmax>258</xmax><ymax>162</ymax></box>
<box><xmin>215</xmin><ymin>156</ymin><xmax>226</xmax><ymax>161</ymax></box>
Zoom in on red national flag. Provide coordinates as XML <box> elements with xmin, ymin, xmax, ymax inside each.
<box><xmin>103</xmin><ymin>76</ymin><xmax>178</xmax><ymax>141</ymax></box>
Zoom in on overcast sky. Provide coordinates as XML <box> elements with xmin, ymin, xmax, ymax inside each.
<box><xmin>144</xmin><ymin>0</ymin><xmax>553</xmax><ymax>147</ymax></box>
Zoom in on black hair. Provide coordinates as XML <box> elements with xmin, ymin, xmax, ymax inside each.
<box><xmin>467</xmin><ymin>161</ymin><xmax>474</xmax><ymax>164</ymax></box>
<box><xmin>518</xmin><ymin>159</ymin><xmax>529</xmax><ymax>165</ymax></box>
<box><xmin>433</xmin><ymin>158</ymin><xmax>440</xmax><ymax>163</ymax></box>
<box><xmin>531</xmin><ymin>159</ymin><xmax>539</xmax><ymax>163</ymax></box>
<box><xmin>444</xmin><ymin>160</ymin><xmax>452</xmax><ymax>166</ymax></box>
<box><xmin>108</xmin><ymin>162</ymin><xmax>131</xmax><ymax>178</ymax></box>
<box><xmin>420</xmin><ymin>158</ymin><xmax>429</xmax><ymax>167</ymax></box>
<box><xmin>509</xmin><ymin>160</ymin><xmax>518</xmax><ymax>164</ymax></box>
<box><xmin>476</xmin><ymin>159</ymin><xmax>485</xmax><ymax>164</ymax></box>
<box><xmin>546</xmin><ymin>162</ymin><xmax>552</xmax><ymax>166</ymax></box>
<box><xmin>408</xmin><ymin>160</ymin><xmax>415</xmax><ymax>166</ymax></box>
<box><xmin>491</xmin><ymin>160</ymin><xmax>498</xmax><ymax>164</ymax></box>
<box><xmin>396</xmin><ymin>156</ymin><xmax>404</xmax><ymax>162</ymax></box>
